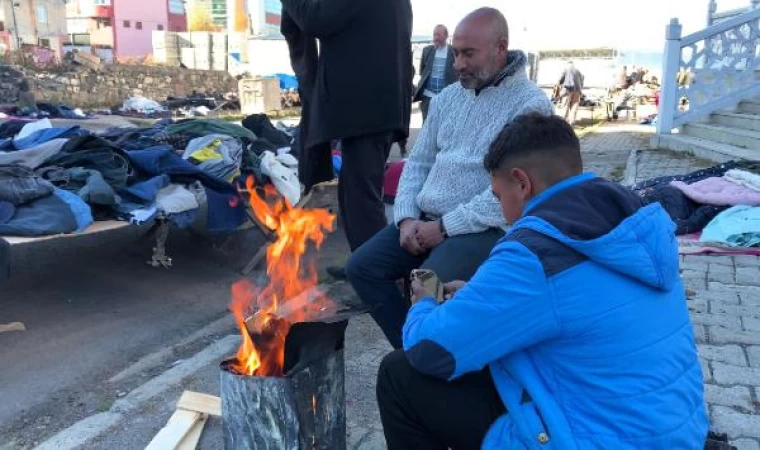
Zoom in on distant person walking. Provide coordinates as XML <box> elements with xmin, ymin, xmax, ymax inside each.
<box><xmin>558</xmin><ymin>61</ymin><xmax>584</xmax><ymax>124</ymax></box>
<box><xmin>618</xmin><ymin>65</ymin><xmax>629</xmax><ymax>89</ymax></box>
<box><xmin>413</xmin><ymin>25</ymin><xmax>457</xmax><ymax>122</ymax></box>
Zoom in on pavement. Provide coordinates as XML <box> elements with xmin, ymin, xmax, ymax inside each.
<box><xmin>1</xmin><ymin>118</ymin><xmax>759</xmax><ymax>450</ymax></box>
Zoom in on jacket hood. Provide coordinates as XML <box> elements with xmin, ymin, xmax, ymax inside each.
<box><xmin>514</xmin><ymin>174</ymin><xmax>680</xmax><ymax>291</ymax></box>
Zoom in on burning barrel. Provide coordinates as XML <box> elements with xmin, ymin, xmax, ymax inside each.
<box><xmin>220</xmin><ymin>319</ymin><xmax>351</xmax><ymax>450</ymax></box>
<box><xmin>219</xmin><ymin>178</ymin><xmax>359</xmax><ymax>449</ymax></box>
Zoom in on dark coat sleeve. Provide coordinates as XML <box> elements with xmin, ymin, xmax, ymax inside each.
<box><xmin>280</xmin><ymin>0</ymin><xmax>363</xmax><ymax>39</ymax></box>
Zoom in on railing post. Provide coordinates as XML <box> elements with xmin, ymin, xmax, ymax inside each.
<box><xmin>657</xmin><ymin>18</ymin><xmax>683</xmax><ymax>135</ymax></box>
<box><xmin>708</xmin><ymin>0</ymin><xmax>718</xmax><ymax>26</ymax></box>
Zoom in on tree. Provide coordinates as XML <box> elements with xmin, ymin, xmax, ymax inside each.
<box><xmin>188</xmin><ymin>3</ymin><xmax>221</xmax><ymax>32</ymax></box>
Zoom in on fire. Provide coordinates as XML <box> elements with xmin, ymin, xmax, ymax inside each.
<box><xmin>228</xmin><ymin>177</ymin><xmax>336</xmax><ymax>377</ymax></box>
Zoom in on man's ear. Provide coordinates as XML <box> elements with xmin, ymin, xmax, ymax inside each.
<box><xmin>510</xmin><ymin>168</ymin><xmax>532</xmax><ymax>199</ymax></box>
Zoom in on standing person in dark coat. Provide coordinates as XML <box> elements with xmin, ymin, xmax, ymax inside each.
<box><xmin>281</xmin><ymin>0</ymin><xmax>414</xmax><ymax>277</ymax></box>
<box><xmin>413</xmin><ymin>25</ymin><xmax>458</xmax><ymax>122</ymax></box>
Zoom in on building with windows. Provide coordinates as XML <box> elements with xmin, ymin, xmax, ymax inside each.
<box><xmin>0</xmin><ymin>0</ymin><xmax>67</xmax><ymax>56</ymax></box>
<box><xmin>65</xmin><ymin>0</ymin><xmax>187</xmax><ymax>61</ymax></box>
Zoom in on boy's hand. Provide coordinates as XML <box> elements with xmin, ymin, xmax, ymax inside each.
<box><xmin>444</xmin><ymin>280</ymin><xmax>467</xmax><ymax>299</ymax></box>
<box><xmin>410</xmin><ymin>279</ymin><xmax>432</xmax><ymax>304</ymax></box>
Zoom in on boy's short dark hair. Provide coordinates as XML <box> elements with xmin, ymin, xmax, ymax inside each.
<box><xmin>484</xmin><ymin>113</ymin><xmax>582</xmax><ymax>182</ymax></box>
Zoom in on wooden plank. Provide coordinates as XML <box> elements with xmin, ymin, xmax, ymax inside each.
<box><xmin>0</xmin><ymin>322</ymin><xmax>25</xmax><ymax>334</ymax></box>
<box><xmin>175</xmin><ymin>414</ymin><xmax>208</xmax><ymax>450</ymax></box>
<box><xmin>145</xmin><ymin>409</ymin><xmax>202</xmax><ymax>450</ymax></box>
<box><xmin>4</xmin><ymin>221</ymin><xmax>130</xmax><ymax>246</ymax></box>
<box><xmin>176</xmin><ymin>391</ymin><xmax>221</xmax><ymax>417</ymax></box>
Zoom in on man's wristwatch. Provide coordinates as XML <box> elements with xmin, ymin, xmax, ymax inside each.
<box><xmin>439</xmin><ymin>219</ymin><xmax>448</xmax><ymax>238</ymax></box>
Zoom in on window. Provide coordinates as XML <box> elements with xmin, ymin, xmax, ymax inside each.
<box><xmin>36</xmin><ymin>6</ymin><xmax>48</xmax><ymax>24</ymax></box>
<box><xmin>136</xmin><ymin>21</ymin><xmax>143</xmax><ymax>30</ymax></box>
<box><xmin>0</xmin><ymin>21</ymin><xmax>4</xmax><ymax>32</ymax></box>
<box><xmin>39</xmin><ymin>38</ymin><xmax>51</xmax><ymax>49</ymax></box>
<box><xmin>97</xmin><ymin>18</ymin><xmax>111</xmax><ymax>29</ymax></box>
<box><xmin>94</xmin><ymin>0</ymin><xmax>112</xmax><ymax>5</ymax></box>
<box><xmin>123</xmin><ymin>20</ymin><xmax>131</xmax><ymax>28</ymax></box>
<box><xmin>157</xmin><ymin>24</ymin><xmax>165</xmax><ymax>31</ymax></box>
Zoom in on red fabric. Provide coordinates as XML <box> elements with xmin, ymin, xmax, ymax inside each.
<box><xmin>384</xmin><ymin>160</ymin><xmax>406</xmax><ymax>198</ymax></box>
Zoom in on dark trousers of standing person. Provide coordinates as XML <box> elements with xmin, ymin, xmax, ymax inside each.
<box><xmin>339</xmin><ymin>132</ymin><xmax>395</xmax><ymax>251</ymax></box>
<box><xmin>420</xmin><ymin>96</ymin><xmax>432</xmax><ymax>122</ymax></box>
<box><xmin>345</xmin><ymin>224</ymin><xmax>503</xmax><ymax>348</ymax></box>
<box><xmin>377</xmin><ymin>350</ymin><xmax>507</xmax><ymax>450</ymax></box>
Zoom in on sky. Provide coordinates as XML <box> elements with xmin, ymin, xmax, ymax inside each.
<box><xmin>411</xmin><ymin>0</ymin><xmax>752</xmax><ymax>51</ymax></box>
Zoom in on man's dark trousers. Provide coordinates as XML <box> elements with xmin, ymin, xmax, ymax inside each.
<box><xmin>339</xmin><ymin>131</ymin><xmax>396</xmax><ymax>251</ymax></box>
<box><xmin>377</xmin><ymin>349</ymin><xmax>507</xmax><ymax>450</ymax></box>
<box><xmin>346</xmin><ymin>224</ymin><xmax>503</xmax><ymax>348</ymax></box>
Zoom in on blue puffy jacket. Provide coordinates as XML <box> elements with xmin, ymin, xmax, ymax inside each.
<box><xmin>404</xmin><ymin>173</ymin><xmax>708</xmax><ymax>449</ymax></box>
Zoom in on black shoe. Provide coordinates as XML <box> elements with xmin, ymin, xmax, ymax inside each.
<box><xmin>327</xmin><ymin>266</ymin><xmax>347</xmax><ymax>280</ymax></box>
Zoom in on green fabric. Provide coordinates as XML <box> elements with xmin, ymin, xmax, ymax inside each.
<box><xmin>166</xmin><ymin>119</ymin><xmax>257</xmax><ymax>142</ymax></box>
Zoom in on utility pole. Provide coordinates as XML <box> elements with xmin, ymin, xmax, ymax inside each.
<box><xmin>9</xmin><ymin>0</ymin><xmax>22</xmax><ymax>51</ymax></box>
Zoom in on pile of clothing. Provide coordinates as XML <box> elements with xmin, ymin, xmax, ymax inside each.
<box><xmin>632</xmin><ymin>161</ymin><xmax>760</xmax><ymax>251</ymax></box>
<box><xmin>0</xmin><ymin>114</ymin><xmax>300</xmax><ymax>237</ymax></box>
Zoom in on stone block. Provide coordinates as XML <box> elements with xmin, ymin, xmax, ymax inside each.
<box><xmin>711</xmin><ymin>326</ymin><xmax>760</xmax><ymax>346</ymax></box>
<box><xmin>701</xmin><ymin>358</ymin><xmax>712</xmax><ymax>382</ymax></box>
<box><xmin>732</xmin><ymin>439</ymin><xmax>760</xmax><ymax>450</ymax></box>
<box><xmin>712</xmin><ymin>406</ymin><xmax>760</xmax><ymax>439</ymax></box>
<box><xmin>736</xmin><ymin>267</ymin><xmax>760</xmax><ymax>287</ymax></box>
<box><xmin>694</xmin><ymin>324</ymin><xmax>708</xmax><ymax>344</ymax></box>
<box><xmin>743</xmin><ymin>317</ymin><xmax>760</xmax><ymax>332</ymax></box>
<box><xmin>748</xmin><ymin>346</ymin><xmax>760</xmax><ymax>368</ymax></box>
<box><xmin>711</xmin><ymin>304</ymin><xmax>760</xmax><ymax>319</ymax></box>
<box><xmin>698</xmin><ymin>345</ymin><xmax>747</xmax><ymax>366</ymax></box>
<box><xmin>691</xmin><ymin>313</ymin><xmax>742</xmax><ymax>329</ymax></box>
<box><xmin>704</xmin><ymin>384</ymin><xmax>753</xmax><ymax>410</ymax></box>
<box><xmin>712</xmin><ymin>362</ymin><xmax>760</xmax><ymax>385</ymax></box>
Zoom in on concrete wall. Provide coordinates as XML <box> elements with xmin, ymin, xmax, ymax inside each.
<box><xmin>22</xmin><ymin>64</ymin><xmax>238</xmax><ymax>108</ymax></box>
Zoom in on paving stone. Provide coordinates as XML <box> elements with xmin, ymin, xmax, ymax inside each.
<box><xmin>743</xmin><ymin>317</ymin><xmax>760</xmax><ymax>332</ymax></box>
<box><xmin>711</xmin><ymin>304</ymin><xmax>760</xmax><ymax>319</ymax></box>
<box><xmin>709</xmin><ymin>282</ymin><xmax>742</xmax><ymax>293</ymax></box>
<box><xmin>712</xmin><ymin>362</ymin><xmax>760</xmax><ymax>386</ymax></box>
<box><xmin>703</xmin><ymin>290</ymin><xmax>742</xmax><ymax>305</ymax></box>
<box><xmin>698</xmin><ymin>345</ymin><xmax>748</xmax><ymax>367</ymax></box>
<box><xmin>694</xmin><ymin>323</ymin><xmax>708</xmax><ymax>344</ymax></box>
<box><xmin>701</xmin><ymin>358</ymin><xmax>713</xmax><ymax>383</ymax></box>
<box><xmin>732</xmin><ymin>439</ymin><xmax>760</xmax><ymax>450</ymax></box>
<box><xmin>711</xmin><ymin>406</ymin><xmax>760</xmax><ymax>439</ymax></box>
<box><xmin>691</xmin><ymin>313</ymin><xmax>743</xmax><ymax>329</ymax></box>
<box><xmin>709</xmin><ymin>265</ymin><xmax>737</xmax><ymax>284</ymax></box>
<box><xmin>740</xmin><ymin>290</ymin><xmax>760</xmax><ymax>306</ymax></box>
<box><xmin>736</xmin><ymin>268</ymin><xmax>760</xmax><ymax>288</ymax></box>
<box><xmin>748</xmin><ymin>347</ymin><xmax>760</xmax><ymax>368</ymax></box>
<box><xmin>704</xmin><ymin>384</ymin><xmax>754</xmax><ymax>410</ymax></box>
<box><xmin>711</xmin><ymin>327</ymin><xmax>760</xmax><ymax>346</ymax></box>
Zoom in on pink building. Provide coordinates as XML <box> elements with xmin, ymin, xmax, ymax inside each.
<box><xmin>66</xmin><ymin>0</ymin><xmax>187</xmax><ymax>61</ymax></box>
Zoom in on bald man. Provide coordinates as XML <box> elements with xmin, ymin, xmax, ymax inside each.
<box><xmin>346</xmin><ymin>8</ymin><xmax>552</xmax><ymax>349</ymax></box>
<box><xmin>414</xmin><ymin>25</ymin><xmax>458</xmax><ymax>122</ymax></box>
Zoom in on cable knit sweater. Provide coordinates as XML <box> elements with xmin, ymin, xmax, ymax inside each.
<box><xmin>394</xmin><ymin>51</ymin><xmax>553</xmax><ymax>236</ymax></box>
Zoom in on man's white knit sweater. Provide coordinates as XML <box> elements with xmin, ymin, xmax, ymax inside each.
<box><xmin>394</xmin><ymin>51</ymin><xmax>553</xmax><ymax>236</ymax></box>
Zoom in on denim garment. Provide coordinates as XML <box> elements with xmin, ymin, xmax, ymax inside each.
<box><xmin>0</xmin><ymin>165</ymin><xmax>54</xmax><ymax>206</ymax></box>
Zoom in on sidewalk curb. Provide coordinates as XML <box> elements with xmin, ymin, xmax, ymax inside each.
<box><xmin>33</xmin><ymin>335</ymin><xmax>239</xmax><ymax>450</ymax></box>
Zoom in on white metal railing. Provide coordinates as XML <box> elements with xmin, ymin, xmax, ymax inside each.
<box><xmin>657</xmin><ymin>7</ymin><xmax>760</xmax><ymax>134</ymax></box>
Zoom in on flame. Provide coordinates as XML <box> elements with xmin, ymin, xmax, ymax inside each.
<box><xmin>228</xmin><ymin>177</ymin><xmax>336</xmax><ymax>377</ymax></box>
<box><xmin>312</xmin><ymin>394</ymin><xmax>317</xmax><ymax>415</ymax></box>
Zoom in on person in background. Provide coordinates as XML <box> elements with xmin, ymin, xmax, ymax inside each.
<box><xmin>618</xmin><ymin>65</ymin><xmax>629</xmax><ymax>89</ymax></box>
<box><xmin>346</xmin><ymin>7</ymin><xmax>552</xmax><ymax>349</ymax></box>
<box><xmin>558</xmin><ymin>61</ymin><xmax>584</xmax><ymax>124</ymax></box>
<box><xmin>413</xmin><ymin>25</ymin><xmax>458</xmax><ymax>122</ymax></box>
<box><xmin>377</xmin><ymin>113</ymin><xmax>708</xmax><ymax>449</ymax></box>
<box><xmin>280</xmin><ymin>0</ymin><xmax>413</xmax><ymax>279</ymax></box>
